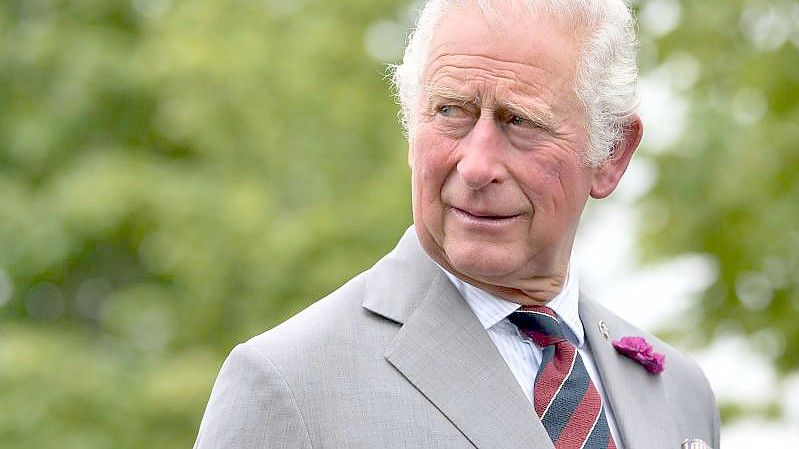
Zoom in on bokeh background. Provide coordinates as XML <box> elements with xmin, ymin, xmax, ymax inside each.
<box><xmin>1</xmin><ymin>0</ymin><xmax>797</xmax><ymax>447</ymax></box>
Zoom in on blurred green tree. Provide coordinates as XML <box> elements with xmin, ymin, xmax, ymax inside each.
<box><xmin>1</xmin><ymin>0</ymin><xmax>411</xmax><ymax>447</ymax></box>
<box><xmin>631</xmin><ymin>0</ymin><xmax>799</xmax><ymax>421</ymax></box>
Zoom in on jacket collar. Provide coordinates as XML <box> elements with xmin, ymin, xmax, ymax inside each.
<box><xmin>363</xmin><ymin>227</ymin><xmax>681</xmax><ymax>449</ymax></box>
<box><xmin>363</xmin><ymin>226</ymin><xmax>555</xmax><ymax>449</ymax></box>
<box><xmin>579</xmin><ymin>295</ymin><xmax>681</xmax><ymax>449</ymax></box>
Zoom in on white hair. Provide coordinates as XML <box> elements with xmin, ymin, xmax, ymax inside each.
<box><xmin>390</xmin><ymin>0</ymin><xmax>640</xmax><ymax>166</ymax></box>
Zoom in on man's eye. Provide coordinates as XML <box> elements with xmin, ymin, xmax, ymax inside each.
<box><xmin>438</xmin><ymin>105</ymin><xmax>464</xmax><ymax>117</ymax></box>
<box><xmin>509</xmin><ymin>115</ymin><xmax>527</xmax><ymax>126</ymax></box>
<box><xmin>438</xmin><ymin>104</ymin><xmax>456</xmax><ymax>117</ymax></box>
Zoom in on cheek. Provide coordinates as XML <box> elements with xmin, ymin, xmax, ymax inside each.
<box><xmin>514</xmin><ymin>154</ymin><xmax>563</xmax><ymax>199</ymax></box>
<box><xmin>410</xmin><ymin>133</ymin><xmax>457</xmax><ymax>195</ymax></box>
<box><xmin>410</xmin><ymin>134</ymin><xmax>456</xmax><ymax>245</ymax></box>
<box><xmin>515</xmin><ymin>152</ymin><xmax>591</xmax><ymax>212</ymax></box>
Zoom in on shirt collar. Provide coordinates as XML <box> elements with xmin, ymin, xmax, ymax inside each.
<box><xmin>439</xmin><ymin>260</ymin><xmax>585</xmax><ymax>347</ymax></box>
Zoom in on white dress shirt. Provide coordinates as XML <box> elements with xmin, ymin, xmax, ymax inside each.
<box><xmin>439</xmin><ymin>263</ymin><xmax>624</xmax><ymax>448</ymax></box>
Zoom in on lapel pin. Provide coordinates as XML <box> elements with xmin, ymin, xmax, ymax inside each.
<box><xmin>597</xmin><ymin>321</ymin><xmax>610</xmax><ymax>340</ymax></box>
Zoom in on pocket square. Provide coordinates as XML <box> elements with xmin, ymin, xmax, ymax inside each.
<box><xmin>681</xmin><ymin>438</ymin><xmax>712</xmax><ymax>449</ymax></box>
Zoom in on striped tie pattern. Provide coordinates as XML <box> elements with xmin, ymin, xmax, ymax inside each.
<box><xmin>509</xmin><ymin>306</ymin><xmax>617</xmax><ymax>449</ymax></box>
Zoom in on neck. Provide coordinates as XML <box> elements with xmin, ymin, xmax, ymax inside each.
<box><xmin>442</xmin><ymin>265</ymin><xmax>567</xmax><ymax>306</ymax></box>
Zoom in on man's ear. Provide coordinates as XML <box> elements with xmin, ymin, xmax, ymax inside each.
<box><xmin>590</xmin><ymin>115</ymin><xmax>643</xmax><ymax>199</ymax></box>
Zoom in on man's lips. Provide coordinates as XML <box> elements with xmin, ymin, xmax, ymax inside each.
<box><xmin>450</xmin><ymin>206</ymin><xmax>524</xmax><ymax>221</ymax></box>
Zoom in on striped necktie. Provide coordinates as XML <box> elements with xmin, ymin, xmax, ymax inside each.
<box><xmin>508</xmin><ymin>306</ymin><xmax>617</xmax><ymax>449</ymax></box>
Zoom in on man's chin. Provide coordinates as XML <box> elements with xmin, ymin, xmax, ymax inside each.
<box><xmin>417</xmin><ymin>228</ymin><xmax>524</xmax><ymax>279</ymax></box>
<box><xmin>442</xmin><ymin>248</ymin><xmax>522</xmax><ymax>283</ymax></box>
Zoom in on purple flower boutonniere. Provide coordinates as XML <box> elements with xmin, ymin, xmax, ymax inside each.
<box><xmin>612</xmin><ymin>336</ymin><xmax>666</xmax><ymax>374</ymax></box>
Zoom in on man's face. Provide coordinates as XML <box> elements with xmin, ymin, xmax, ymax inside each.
<box><xmin>409</xmin><ymin>6</ymin><xmax>604</xmax><ymax>303</ymax></box>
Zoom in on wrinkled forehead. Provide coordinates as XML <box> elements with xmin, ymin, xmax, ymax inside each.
<box><xmin>422</xmin><ymin>2</ymin><xmax>586</xmax><ymax>71</ymax></box>
<box><xmin>422</xmin><ymin>2</ymin><xmax>583</xmax><ymax>90</ymax></box>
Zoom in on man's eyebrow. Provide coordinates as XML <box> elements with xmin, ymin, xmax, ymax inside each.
<box><xmin>424</xmin><ymin>85</ymin><xmax>478</xmax><ymax>104</ymax></box>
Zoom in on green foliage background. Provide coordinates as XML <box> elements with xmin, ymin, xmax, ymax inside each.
<box><xmin>0</xmin><ymin>0</ymin><xmax>796</xmax><ymax>447</ymax></box>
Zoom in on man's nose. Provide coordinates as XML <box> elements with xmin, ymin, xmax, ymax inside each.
<box><xmin>456</xmin><ymin>116</ymin><xmax>508</xmax><ymax>190</ymax></box>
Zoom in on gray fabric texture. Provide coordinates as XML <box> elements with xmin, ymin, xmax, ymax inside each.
<box><xmin>193</xmin><ymin>227</ymin><xmax>720</xmax><ymax>449</ymax></box>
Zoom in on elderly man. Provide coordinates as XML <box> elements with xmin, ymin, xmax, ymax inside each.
<box><xmin>193</xmin><ymin>1</ymin><xmax>720</xmax><ymax>448</ymax></box>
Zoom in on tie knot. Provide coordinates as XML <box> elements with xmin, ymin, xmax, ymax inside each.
<box><xmin>508</xmin><ymin>305</ymin><xmax>566</xmax><ymax>347</ymax></box>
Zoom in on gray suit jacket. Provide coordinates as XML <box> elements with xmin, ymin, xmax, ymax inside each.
<box><xmin>193</xmin><ymin>227</ymin><xmax>720</xmax><ymax>449</ymax></box>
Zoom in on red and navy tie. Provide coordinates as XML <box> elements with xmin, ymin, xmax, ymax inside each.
<box><xmin>509</xmin><ymin>306</ymin><xmax>617</xmax><ymax>449</ymax></box>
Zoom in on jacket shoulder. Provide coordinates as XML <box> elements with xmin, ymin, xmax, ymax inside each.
<box><xmin>238</xmin><ymin>266</ymin><xmax>401</xmax><ymax>372</ymax></box>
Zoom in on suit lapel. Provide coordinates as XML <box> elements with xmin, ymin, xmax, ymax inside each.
<box><xmin>386</xmin><ymin>273</ymin><xmax>554</xmax><ymax>449</ymax></box>
<box><xmin>580</xmin><ymin>296</ymin><xmax>680</xmax><ymax>449</ymax></box>
<box><xmin>364</xmin><ymin>229</ymin><xmax>684</xmax><ymax>448</ymax></box>
<box><xmin>363</xmin><ymin>228</ymin><xmax>553</xmax><ymax>449</ymax></box>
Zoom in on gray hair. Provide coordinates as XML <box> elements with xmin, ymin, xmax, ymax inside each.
<box><xmin>390</xmin><ymin>0</ymin><xmax>640</xmax><ymax>166</ymax></box>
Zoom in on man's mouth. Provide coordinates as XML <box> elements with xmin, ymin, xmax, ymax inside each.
<box><xmin>450</xmin><ymin>206</ymin><xmax>524</xmax><ymax>222</ymax></box>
